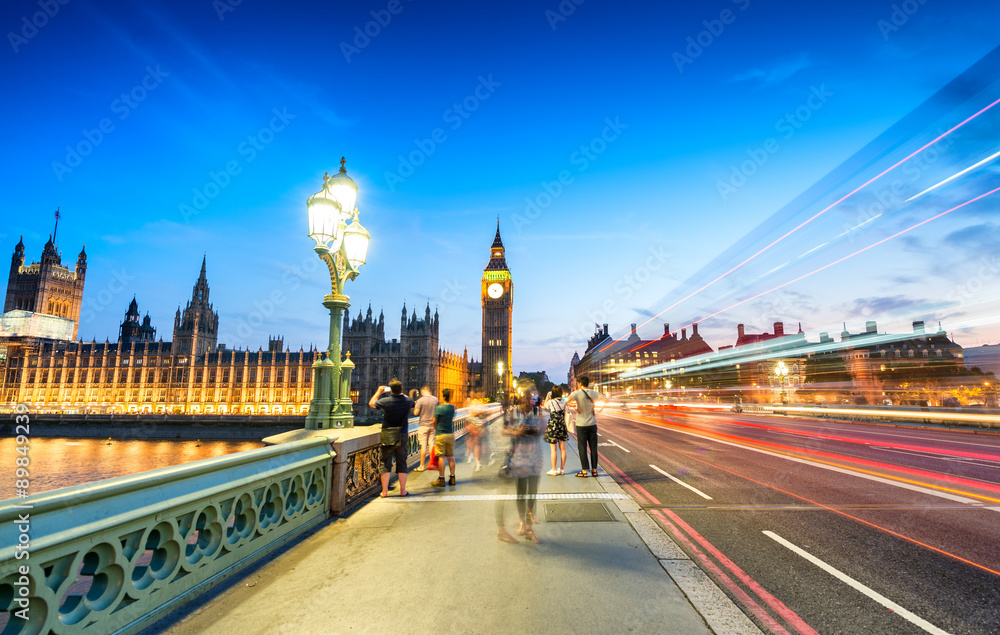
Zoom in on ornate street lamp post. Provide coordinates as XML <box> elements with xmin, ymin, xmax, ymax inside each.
<box><xmin>304</xmin><ymin>158</ymin><xmax>371</xmax><ymax>429</ymax></box>
<box><xmin>774</xmin><ymin>361</ymin><xmax>789</xmax><ymax>404</ymax></box>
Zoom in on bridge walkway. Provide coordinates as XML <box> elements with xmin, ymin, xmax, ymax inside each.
<box><xmin>149</xmin><ymin>426</ymin><xmax>749</xmax><ymax>634</ymax></box>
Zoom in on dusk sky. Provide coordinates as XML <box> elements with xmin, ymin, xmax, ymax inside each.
<box><xmin>4</xmin><ymin>0</ymin><xmax>1000</xmax><ymax>379</ymax></box>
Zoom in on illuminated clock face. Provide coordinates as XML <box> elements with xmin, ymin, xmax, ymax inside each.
<box><xmin>487</xmin><ymin>283</ymin><xmax>504</xmax><ymax>299</ymax></box>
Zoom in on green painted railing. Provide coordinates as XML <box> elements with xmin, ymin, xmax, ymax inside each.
<box><xmin>0</xmin><ymin>438</ymin><xmax>333</xmax><ymax>634</ymax></box>
<box><xmin>343</xmin><ymin>405</ymin><xmax>503</xmax><ymax>510</ymax></box>
<box><xmin>403</xmin><ymin>405</ymin><xmax>502</xmax><ymax>457</ymax></box>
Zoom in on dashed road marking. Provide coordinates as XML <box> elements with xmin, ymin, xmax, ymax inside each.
<box><xmin>650</xmin><ymin>464</ymin><xmax>713</xmax><ymax>500</ymax></box>
<box><xmin>609</xmin><ymin>413</ymin><xmax>1000</xmax><ymax>510</ymax></box>
<box><xmin>763</xmin><ymin>531</ymin><xmax>951</xmax><ymax>635</ymax></box>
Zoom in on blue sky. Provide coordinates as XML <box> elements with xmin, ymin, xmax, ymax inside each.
<box><xmin>3</xmin><ymin>0</ymin><xmax>1000</xmax><ymax>379</ymax></box>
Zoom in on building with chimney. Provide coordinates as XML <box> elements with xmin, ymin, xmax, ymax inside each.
<box><xmin>570</xmin><ymin>322</ymin><xmax>714</xmax><ymax>394</ymax></box>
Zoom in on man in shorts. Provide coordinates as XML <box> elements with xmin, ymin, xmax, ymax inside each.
<box><xmin>369</xmin><ymin>379</ymin><xmax>413</xmax><ymax>497</ymax></box>
<box><xmin>431</xmin><ymin>389</ymin><xmax>457</xmax><ymax>487</ymax></box>
<box><xmin>413</xmin><ymin>384</ymin><xmax>439</xmax><ymax>471</ymax></box>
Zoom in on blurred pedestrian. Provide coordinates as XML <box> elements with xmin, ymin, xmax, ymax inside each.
<box><xmin>543</xmin><ymin>386</ymin><xmax>568</xmax><ymax>475</ymax></box>
<box><xmin>431</xmin><ymin>389</ymin><xmax>457</xmax><ymax>487</ymax></box>
<box><xmin>495</xmin><ymin>396</ymin><xmax>543</xmax><ymax>543</ymax></box>
<box><xmin>566</xmin><ymin>376</ymin><xmax>602</xmax><ymax>477</ymax></box>
<box><xmin>466</xmin><ymin>394</ymin><xmax>485</xmax><ymax>471</ymax></box>
<box><xmin>413</xmin><ymin>384</ymin><xmax>439</xmax><ymax>472</ymax></box>
<box><xmin>369</xmin><ymin>379</ymin><xmax>413</xmax><ymax>497</ymax></box>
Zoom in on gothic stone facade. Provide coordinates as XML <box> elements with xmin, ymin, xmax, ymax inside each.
<box><xmin>0</xmin><ymin>335</ymin><xmax>318</xmax><ymax>415</ymax></box>
<box><xmin>172</xmin><ymin>257</ymin><xmax>219</xmax><ymax>357</ymax></box>
<box><xmin>5</xmin><ymin>236</ymin><xmax>86</xmax><ymax>339</ymax></box>
<box><xmin>1</xmin><ymin>257</ymin><xmax>479</xmax><ymax>415</ymax></box>
<box><xmin>343</xmin><ymin>303</ymin><xmax>477</xmax><ymax>415</ymax></box>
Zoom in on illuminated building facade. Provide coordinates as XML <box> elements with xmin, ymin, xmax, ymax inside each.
<box><xmin>571</xmin><ymin>322</ymin><xmax>714</xmax><ymax>395</ymax></box>
<box><xmin>172</xmin><ymin>257</ymin><xmax>219</xmax><ymax>357</ymax></box>
<box><xmin>0</xmin><ymin>252</ymin><xmax>481</xmax><ymax>415</ymax></box>
<box><xmin>482</xmin><ymin>222</ymin><xmax>513</xmax><ymax>399</ymax></box>
<box><xmin>343</xmin><ymin>303</ymin><xmax>479</xmax><ymax>415</ymax></box>
<box><xmin>569</xmin><ymin>319</ymin><xmax>970</xmax><ymax>405</ymax></box>
<box><xmin>4</xmin><ymin>234</ymin><xmax>86</xmax><ymax>339</ymax></box>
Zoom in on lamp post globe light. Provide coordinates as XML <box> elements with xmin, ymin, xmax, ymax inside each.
<box><xmin>304</xmin><ymin>158</ymin><xmax>371</xmax><ymax>430</ymax></box>
<box><xmin>774</xmin><ymin>361</ymin><xmax>789</xmax><ymax>404</ymax></box>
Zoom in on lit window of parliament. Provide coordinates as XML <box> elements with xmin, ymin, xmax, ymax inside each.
<box><xmin>0</xmin><ymin>223</ymin><xmax>514</xmax><ymax>416</ymax></box>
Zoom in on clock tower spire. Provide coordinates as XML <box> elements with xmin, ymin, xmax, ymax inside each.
<box><xmin>482</xmin><ymin>219</ymin><xmax>512</xmax><ymax>401</ymax></box>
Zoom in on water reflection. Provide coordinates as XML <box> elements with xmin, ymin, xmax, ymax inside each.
<box><xmin>0</xmin><ymin>437</ymin><xmax>264</xmax><ymax>501</ymax></box>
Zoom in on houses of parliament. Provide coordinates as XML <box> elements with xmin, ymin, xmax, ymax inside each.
<box><xmin>0</xmin><ymin>224</ymin><xmax>512</xmax><ymax>416</ymax></box>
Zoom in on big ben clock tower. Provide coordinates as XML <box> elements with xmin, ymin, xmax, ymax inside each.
<box><xmin>482</xmin><ymin>220</ymin><xmax>513</xmax><ymax>400</ymax></box>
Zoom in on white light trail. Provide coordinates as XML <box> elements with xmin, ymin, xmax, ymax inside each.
<box><xmin>905</xmin><ymin>148</ymin><xmax>1000</xmax><ymax>202</ymax></box>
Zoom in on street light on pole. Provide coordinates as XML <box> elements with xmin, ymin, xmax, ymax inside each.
<box><xmin>774</xmin><ymin>361</ymin><xmax>789</xmax><ymax>404</ymax></box>
<box><xmin>304</xmin><ymin>158</ymin><xmax>370</xmax><ymax>429</ymax></box>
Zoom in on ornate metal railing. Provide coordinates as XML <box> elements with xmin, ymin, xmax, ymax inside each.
<box><xmin>344</xmin><ymin>405</ymin><xmax>502</xmax><ymax>508</ymax></box>
<box><xmin>0</xmin><ymin>438</ymin><xmax>333</xmax><ymax>635</ymax></box>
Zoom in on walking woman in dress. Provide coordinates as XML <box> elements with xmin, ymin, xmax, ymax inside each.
<box><xmin>543</xmin><ymin>386</ymin><xmax>568</xmax><ymax>475</ymax></box>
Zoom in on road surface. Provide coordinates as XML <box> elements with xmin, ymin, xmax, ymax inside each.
<box><xmin>591</xmin><ymin>406</ymin><xmax>1000</xmax><ymax>634</ymax></box>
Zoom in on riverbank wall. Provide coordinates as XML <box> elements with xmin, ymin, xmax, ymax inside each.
<box><xmin>0</xmin><ymin>413</ymin><xmax>307</xmax><ymax>440</ymax></box>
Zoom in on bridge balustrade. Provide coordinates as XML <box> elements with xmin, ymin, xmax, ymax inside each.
<box><xmin>0</xmin><ymin>404</ymin><xmax>502</xmax><ymax>634</ymax></box>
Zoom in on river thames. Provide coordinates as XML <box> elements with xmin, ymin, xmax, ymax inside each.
<box><xmin>0</xmin><ymin>437</ymin><xmax>264</xmax><ymax>501</ymax></box>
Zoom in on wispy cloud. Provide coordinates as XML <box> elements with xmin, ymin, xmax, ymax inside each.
<box><xmin>732</xmin><ymin>53</ymin><xmax>813</xmax><ymax>87</ymax></box>
<box><xmin>847</xmin><ymin>294</ymin><xmax>925</xmax><ymax>317</ymax></box>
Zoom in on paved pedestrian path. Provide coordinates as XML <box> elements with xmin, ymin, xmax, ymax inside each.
<box><xmin>149</xmin><ymin>426</ymin><xmax>760</xmax><ymax>634</ymax></box>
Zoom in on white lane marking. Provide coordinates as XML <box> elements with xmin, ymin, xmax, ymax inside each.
<box><xmin>606</xmin><ymin>439</ymin><xmax>630</xmax><ymax>453</ymax></box>
<box><xmin>762</xmin><ymin>531</ymin><xmax>951</xmax><ymax>635</ymax></box>
<box><xmin>608</xmin><ymin>414</ymin><xmax>1000</xmax><ymax>510</ymax></box>
<box><xmin>649</xmin><ymin>464</ymin><xmax>713</xmax><ymax>500</ymax></box>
